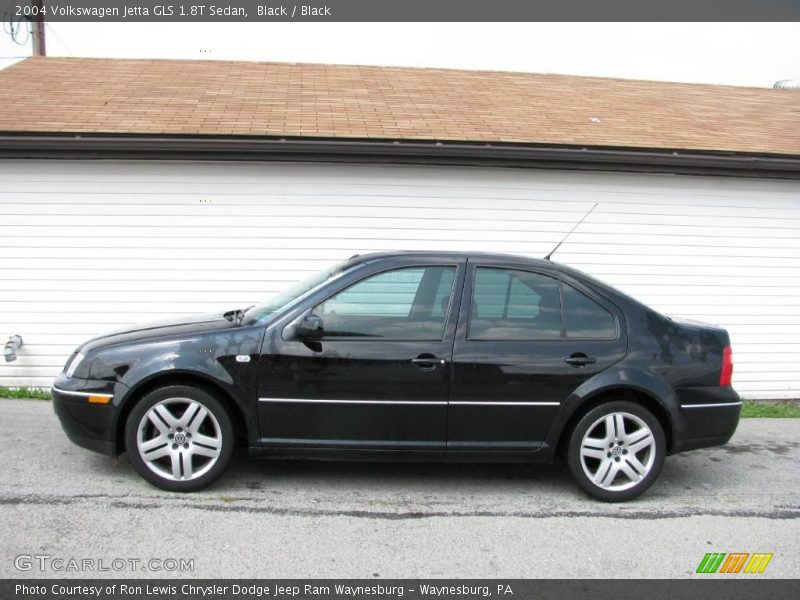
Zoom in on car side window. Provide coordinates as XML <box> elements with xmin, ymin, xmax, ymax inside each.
<box><xmin>563</xmin><ymin>282</ymin><xmax>617</xmax><ymax>339</ymax></box>
<box><xmin>430</xmin><ymin>267</ymin><xmax>456</xmax><ymax>317</ymax></box>
<box><xmin>315</xmin><ymin>266</ymin><xmax>456</xmax><ymax>339</ymax></box>
<box><xmin>469</xmin><ymin>268</ymin><xmax>561</xmax><ymax>340</ymax></box>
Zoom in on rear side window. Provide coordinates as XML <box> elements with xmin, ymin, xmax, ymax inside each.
<box><xmin>469</xmin><ymin>268</ymin><xmax>562</xmax><ymax>339</ymax></box>
<box><xmin>563</xmin><ymin>283</ymin><xmax>616</xmax><ymax>339</ymax></box>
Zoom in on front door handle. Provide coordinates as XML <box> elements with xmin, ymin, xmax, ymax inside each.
<box><xmin>411</xmin><ymin>354</ymin><xmax>446</xmax><ymax>371</ymax></box>
<box><xmin>565</xmin><ymin>353</ymin><xmax>597</xmax><ymax>367</ymax></box>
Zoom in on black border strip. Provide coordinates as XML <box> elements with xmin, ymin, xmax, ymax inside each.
<box><xmin>2</xmin><ymin>578</ymin><xmax>799</xmax><ymax>599</ymax></box>
<box><xmin>1</xmin><ymin>133</ymin><xmax>799</xmax><ymax>179</ymax></box>
<box><xmin>5</xmin><ymin>0</ymin><xmax>800</xmax><ymax>22</ymax></box>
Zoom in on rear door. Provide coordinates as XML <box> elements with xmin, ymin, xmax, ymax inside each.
<box><xmin>448</xmin><ymin>259</ymin><xmax>627</xmax><ymax>452</ymax></box>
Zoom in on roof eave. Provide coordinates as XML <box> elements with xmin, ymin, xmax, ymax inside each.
<box><xmin>0</xmin><ymin>132</ymin><xmax>798</xmax><ymax>179</ymax></box>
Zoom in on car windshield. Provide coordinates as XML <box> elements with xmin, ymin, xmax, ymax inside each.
<box><xmin>242</xmin><ymin>259</ymin><xmax>358</xmax><ymax>325</ymax></box>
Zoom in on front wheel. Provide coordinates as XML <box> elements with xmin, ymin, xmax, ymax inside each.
<box><xmin>567</xmin><ymin>401</ymin><xmax>665</xmax><ymax>502</ymax></box>
<box><xmin>125</xmin><ymin>385</ymin><xmax>234</xmax><ymax>492</ymax></box>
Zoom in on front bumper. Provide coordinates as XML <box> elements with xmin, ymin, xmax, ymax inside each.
<box><xmin>671</xmin><ymin>385</ymin><xmax>741</xmax><ymax>453</ymax></box>
<box><xmin>52</xmin><ymin>374</ymin><xmax>128</xmax><ymax>456</ymax></box>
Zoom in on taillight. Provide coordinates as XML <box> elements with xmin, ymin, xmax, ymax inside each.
<box><xmin>720</xmin><ymin>345</ymin><xmax>733</xmax><ymax>386</ymax></box>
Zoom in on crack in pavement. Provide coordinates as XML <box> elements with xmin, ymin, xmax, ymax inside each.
<box><xmin>2</xmin><ymin>493</ymin><xmax>799</xmax><ymax>520</ymax></box>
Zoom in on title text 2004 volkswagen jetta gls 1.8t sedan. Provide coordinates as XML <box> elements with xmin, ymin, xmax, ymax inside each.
<box><xmin>53</xmin><ymin>252</ymin><xmax>740</xmax><ymax>501</ymax></box>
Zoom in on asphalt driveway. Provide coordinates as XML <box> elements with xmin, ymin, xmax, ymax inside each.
<box><xmin>0</xmin><ymin>399</ymin><xmax>798</xmax><ymax>578</ymax></box>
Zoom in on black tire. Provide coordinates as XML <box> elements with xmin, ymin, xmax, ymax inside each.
<box><xmin>566</xmin><ymin>400</ymin><xmax>666</xmax><ymax>502</ymax></box>
<box><xmin>125</xmin><ymin>385</ymin><xmax>235</xmax><ymax>492</ymax></box>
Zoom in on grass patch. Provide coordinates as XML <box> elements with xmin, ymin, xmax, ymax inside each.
<box><xmin>740</xmin><ymin>399</ymin><xmax>800</xmax><ymax>418</ymax></box>
<box><xmin>0</xmin><ymin>386</ymin><xmax>51</xmax><ymax>400</ymax></box>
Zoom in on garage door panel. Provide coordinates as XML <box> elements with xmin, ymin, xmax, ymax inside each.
<box><xmin>8</xmin><ymin>214</ymin><xmax>800</xmax><ymax>241</ymax></box>
<box><xmin>568</xmin><ymin>233</ymin><xmax>799</xmax><ymax>249</ymax></box>
<box><xmin>560</xmin><ymin>245</ymin><xmax>800</xmax><ymax>259</ymax></box>
<box><xmin>6</xmin><ymin>200</ymin><xmax>799</xmax><ymax>229</ymax></box>
<box><xmin>579</xmin><ymin>222</ymin><xmax>800</xmax><ymax>240</ymax></box>
<box><xmin>0</xmin><ymin>225</ymin><xmax>566</xmax><ymax>243</ymax></box>
<box><xmin>1</xmin><ymin>289</ymin><xmax>280</xmax><ymax>303</ymax></box>
<box><xmin>1</xmin><ymin>160</ymin><xmax>798</xmax><ymax>399</ymax></box>
<box><xmin>1</xmin><ymin>279</ymin><xmax>297</xmax><ymax>293</ymax></box>
<box><xmin>0</xmin><ymin>265</ymin><xmax>327</xmax><ymax>279</ymax></box>
<box><xmin>569</xmin><ymin>260</ymin><xmax>800</xmax><ymax>273</ymax></box>
<box><xmin>0</xmin><ymin>213</ymin><xmax>579</xmax><ymax>233</ymax></box>
<box><xmin>0</xmin><ymin>200</ymin><xmax>601</xmax><ymax>223</ymax></box>
<box><xmin>5</xmin><ymin>256</ymin><xmax>315</xmax><ymax>270</ymax></box>
<box><xmin>1</xmin><ymin>300</ymin><xmax>254</xmax><ymax>313</ymax></box>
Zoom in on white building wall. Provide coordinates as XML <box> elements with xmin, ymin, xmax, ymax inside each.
<box><xmin>0</xmin><ymin>160</ymin><xmax>798</xmax><ymax>399</ymax></box>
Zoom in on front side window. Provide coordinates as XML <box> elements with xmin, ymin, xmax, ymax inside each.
<box><xmin>469</xmin><ymin>268</ymin><xmax>562</xmax><ymax>340</ymax></box>
<box><xmin>314</xmin><ymin>266</ymin><xmax>456</xmax><ymax>339</ymax></box>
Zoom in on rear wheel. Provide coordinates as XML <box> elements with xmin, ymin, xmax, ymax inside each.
<box><xmin>567</xmin><ymin>401</ymin><xmax>665</xmax><ymax>502</ymax></box>
<box><xmin>125</xmin><ymin>385</ymin><xmax>234</xmax><ymax>492</ymax></box>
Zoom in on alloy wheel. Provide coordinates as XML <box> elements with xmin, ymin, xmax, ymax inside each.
<box><xmin>579</xmin><ymin>411</ymin><xmax>656</xmax><ymax>492</ymax></box>
<box><xmin>136</xmin><ymin>397</ymin><xmax>223</xmax><ymax>482</ymax></box>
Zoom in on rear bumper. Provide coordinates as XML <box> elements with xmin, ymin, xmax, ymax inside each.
<box><xmin>671</xmin><ymin>386</ymin><xmax>741</xmax><ymax>453</ymax></box>
<box><xmin>51</xmin><ymin>374</ymin><xmax>127</xmax><ymax>457</ymax></box>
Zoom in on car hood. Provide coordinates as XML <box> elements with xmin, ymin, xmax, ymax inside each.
<box><xmin>80</xmin><ymin>313</ymin><xmax>238</xmax><ymax>354</ymax></box>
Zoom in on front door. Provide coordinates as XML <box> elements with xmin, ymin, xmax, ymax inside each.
<box><xmin>449</xmin><ymin>261</ymin><xmax>627</xmax><ymax>452</ymax></box>
<box><xmin>257</xmin><ymin>260</ymin><xmax>464</xmax><ymax>450</ymax></box>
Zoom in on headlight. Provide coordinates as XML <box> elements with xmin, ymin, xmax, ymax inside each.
<box><xmin>65</xmin><ymin>352</ymin><xmax>85</xmax><ymax>378</ymax></box>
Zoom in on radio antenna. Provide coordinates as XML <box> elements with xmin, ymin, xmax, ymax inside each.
<box><xmin>544</xmin><ymin>202</ymin><xmax>599</xmax><ymax>261</ymax></box>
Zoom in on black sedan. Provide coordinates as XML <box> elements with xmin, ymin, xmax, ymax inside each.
<box><xmin>52</xmin><ymin>252</ymin><xmax>740</xmax><ymax>501</ymax></box>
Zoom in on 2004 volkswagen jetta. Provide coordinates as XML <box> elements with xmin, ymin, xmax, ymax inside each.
<box><xmin>53</xmin><ymin>252</ymin><xmax>740</xmax><ymax>501</ymax></box>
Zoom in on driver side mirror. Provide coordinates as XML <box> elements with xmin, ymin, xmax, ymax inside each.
<box><xmin>296</xmin><ymin>314</ymin><xmax>324</xmax><ymax>340</ymax></box>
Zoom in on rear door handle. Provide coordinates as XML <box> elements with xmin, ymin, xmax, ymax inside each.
<box><xmin>411</xmin><ymin>355</ymin><xmax>446</xmax><ymax>370</ymax></box>
<box><xmin>565</xmin><ymin>353</ymin><xmax>597</xmax><ymax>367</ymax></box>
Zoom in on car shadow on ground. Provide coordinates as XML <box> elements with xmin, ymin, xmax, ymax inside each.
<box><xmin>79</xmin><ymin>437</ymin><xmax>780</xmax><ymax>504</ymax></box>
<box><xmin>88</xmin><ymin>447</ymin><xmax>583</xmax><ymax>498</ymax></box>
<box><xmin>226</xmin><ymin>449</ymin><xmax>572</xmax><ymax>489</ymax></box>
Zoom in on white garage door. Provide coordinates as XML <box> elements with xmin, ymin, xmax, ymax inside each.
<box><xmin>0</xmin><ymin>160</ymin><xmax>798</xmax><ymax>399</ymax></box>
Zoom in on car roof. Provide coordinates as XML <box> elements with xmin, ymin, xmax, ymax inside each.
<box><xmin>349</xmin><ymin>250</ymin><xmax>557</xmax><ymax>269</ymax></box>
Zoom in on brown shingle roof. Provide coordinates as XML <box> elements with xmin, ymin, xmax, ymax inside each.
<box><xmin>0</xmin><ymin>57</ymin><xmax>798</xmax><ymax>156</ymax></box>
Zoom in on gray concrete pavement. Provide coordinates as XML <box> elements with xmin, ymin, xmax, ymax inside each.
<box><xmin>0</xmin><ymin>399</ymin><xmax>798</xmax><ymax>578</ymax></box>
